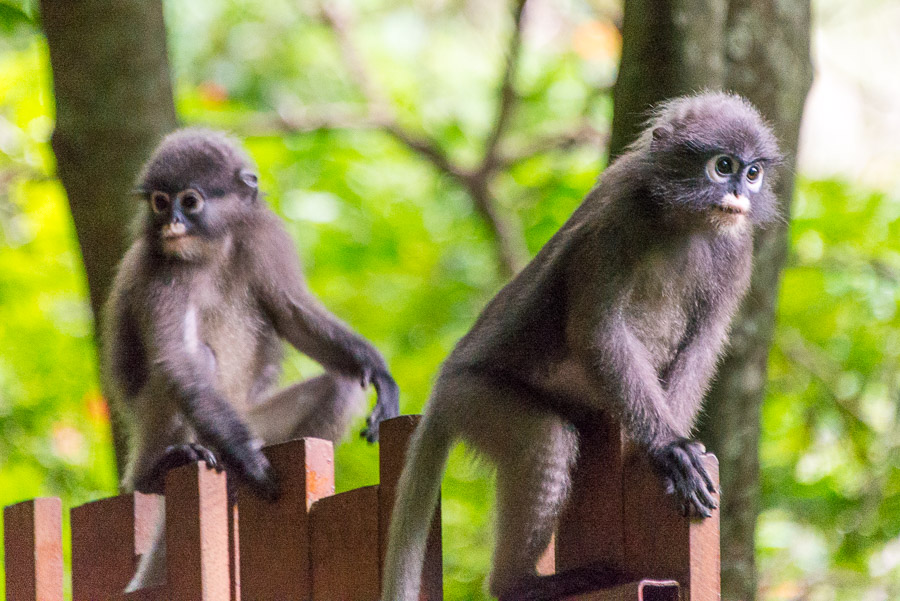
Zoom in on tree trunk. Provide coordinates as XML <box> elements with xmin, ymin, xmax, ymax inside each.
<box><xmin>611</xmin><ymin>0</ymin><xmax>812</xmax><ymax>597</ymax></box>
<box><xmin>698</xmin><ymin>2</ymin><xmax>812</xmax><ymax>600</ymax></box>
<box><xmin>611</xmin><ymin>0</ymin><xmax>811</xmax><ymax>598</ymax></box>
<box><xmin>40</xmin><ymin>0</ymin><xmax>178</xmax><ymax>480</ymax></box>
<box><xmin>609</xmin><ymin>0</ymin><xmax>728</xmax><ymax>159</ymax></box>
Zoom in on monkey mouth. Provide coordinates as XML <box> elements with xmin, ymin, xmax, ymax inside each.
<box><xmin>713</xmin><ymin>193</ymin><xmax>750</xmax><ymax>216</ymax></box>
<box><xmin>713</xmin><ymin>204</ymin><xmax>747</xmax><ymax>216</ymax></box>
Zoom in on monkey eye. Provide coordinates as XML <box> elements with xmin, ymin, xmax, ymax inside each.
<box><xmin>745</xmin><ymin>164</ymin><xmax>764</xmax><ymax>192</ymax></box>
<box><xmin>706</xmin><ymin>154</ymin><xmax>738</xmax><ymax>183</ymax></box>
<box><xmin>150</xmin><ymin>191</ymin><xmax>170</xmax><ymax>214</ymax></box>
<box><xmin>179</xmin><ymin>189</ymin><xmax>205</xmax><ymax>214</ymax></box>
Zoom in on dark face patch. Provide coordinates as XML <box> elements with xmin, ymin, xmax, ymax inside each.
<box><xmin>640</xmin><ymin>92</ymin><xmax>782</xmax><ymax>227</ymax></box>
<box><xmin>136</xmin><ymin>128</ymin><xmax>260</xmax><ymax>258</ymax></box>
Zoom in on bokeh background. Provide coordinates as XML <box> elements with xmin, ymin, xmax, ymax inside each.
<box><xmin>1</xmin><ymin>0</ymin><xmax>899</xmax><ymax>599</ymax></box>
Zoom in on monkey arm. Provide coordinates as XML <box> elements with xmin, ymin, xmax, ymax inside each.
<box><xmin>103</xmin><ymin>286</ymin><xmax>148</xmax><ymax>401</ymax></box>
<box><xmin>589</xmin><ymin>312</ymin><xmax>684</xmax><ymax>450</ymax></box>
<box><xmin>661</xmin><ymin>303</ymin><xmax>732</xmax><ymax>432</ymax></box>
<box><xmin>252</xmin><ymin>222</ymin><xmax>399</xmax><ymax>440</ymax></box>
<box><xmin>274</xmin><ymin>292</ymin><xmax>400</xmax><ymax>442</ymax></box>
<box><xmin>590</xmin><ymin>312</ymin><xmax>719</xmax><ymax>517</ymax></box>
<box><xmin>145</xmin><ymin>291</ymin><xmax>278</xmax><ymax>500</ymax></box>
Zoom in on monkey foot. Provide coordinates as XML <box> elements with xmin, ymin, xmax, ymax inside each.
<box><xmin>649</xmin><ymin>439</ymin><xmax>718</xmax><ymax>519</ymax></box>
<box><xmin>138</xmin><ymin>443</ymin><xmax>222</xmax><ymax>494</ymax></box>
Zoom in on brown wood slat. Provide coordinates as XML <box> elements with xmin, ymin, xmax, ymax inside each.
<box><xmin>378</xmin><ymin>415</ymin><xmax>443</xmax><ymax>601</ymax></box>
<box><xmin>71</xmin><ymin>492</ymin><xmax>163</xmax><ymax>600</ymax></box>
<box><xmin>3</xmin><ymin>498</ymin><xmax>63</xmax><ymax>601</ymax></box>
<box><xmin>122</xmin><ymin>585</ymin><xmax>166</xmax><ymax>601</ymax></box>
<box><xmin>165</xmin><ymin>462</ymin><xmax>231</xmax><ymax>601</ymax></box>
<box><xmin>622</xmin><ymin>449</ymin><xmax>720</xmax><ymax>601</ymax></box>
<box><xmin>310</xmin><ymin>485</ymin><xmax>380</xmax><ymax>601</ymax></box>
<box><xmin>556</xmin><ymin>415</ymin><xmax>625</xmax><ymax>573</ymax></box>
<box><xmin>238</xmin><ymin>438</ymin><xmax>335</xmax><ymax>601</ymax></box>
<box><xmin>560</xmin><ymin>580</ymin><xmax>680</xmax><ymax>601</ymax></box>
<box><xmin>228</xmin><ymin>503</ymin><xmax>240</xmax><ymax>601</ymax></box>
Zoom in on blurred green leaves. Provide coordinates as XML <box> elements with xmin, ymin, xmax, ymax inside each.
<box><xmin>761</xmin><ymin>179</ymin><xmax>900</xmax><ymax>598</ymax></box>
<box><xmin>0</xmin><ymin>1</ymin><xmax>898</xmax><ymax>599</ymax></box>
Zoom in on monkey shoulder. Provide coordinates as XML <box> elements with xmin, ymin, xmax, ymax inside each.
<box><xmin>234</xmin><ymin>209</ymin><xmax>305</xmax><ymax>284</ymax></box>
<box><xmin>103</xmin><ymin>240</ymin><xmax>154</xmax><ymax>403</ymax></box>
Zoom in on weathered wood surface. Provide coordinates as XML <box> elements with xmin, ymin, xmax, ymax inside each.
<box><xmin>165</xmin><ymin>462</ymin><xmax>231</xmax><ymax>601</ymax></box>
<box><xmin>3</xmin><ymin>498</ymin><xmax>63</xmax><ymax>601</ymax></box>
<box><xmin>71</xmin><ymin>492</ymin><xmax>162</xmax><ymax>600</ymax></box>
<box><xmin>238</xmin><ymin>437</ymin><xmax>335</xmax><ymax>601</ymax></box>
<box><xmin>311</xmin><ymin>485</ymin><xmax>381</xmax><ymax>601</ymax></box>
<box><xmin>378</xmin><ymin>415</ymin><xmax>443</xmax><ymax>601</ymax></box>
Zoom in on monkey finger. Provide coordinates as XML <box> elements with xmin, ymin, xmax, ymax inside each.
<box><xmin>685</xmin><ymin>446</ymin><xmax>718</xmax><ymax>493</ymax></box>
<box><xmin>692</xmin><ymin>479</ymin><xmax>718</xmax><ymax>512</ymax></box>
<box><xmin>663</xmin><ymin>477</ymin><xmax>675</xmax><ymax>495</ymax></box>
<box><xmin>688</xmin><ymin>491</ymin><xmax>713</xmax><ymax>519</ymax></box>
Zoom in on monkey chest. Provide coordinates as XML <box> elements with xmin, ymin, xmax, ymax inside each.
<box><xmin>192</xmin><ymin>290</ymin><xmax>270</xmax><ymax>412</ymax></box>
<box><xmin>622</xmin><ymin>257</ymin><xmax>696</xmax><ymax>370</ymax></box>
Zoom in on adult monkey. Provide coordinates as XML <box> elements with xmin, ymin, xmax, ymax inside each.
<box><xmin>382</xmin><ymin>92</ymin><xmax>780</xmax><ymax>600</ymax></box>
<box><xmin>102</xmin><ymin>128</ymin><xmax>399</xmax><ymax>590</ymax></box>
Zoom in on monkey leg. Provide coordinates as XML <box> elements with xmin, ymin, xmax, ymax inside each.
<box><xmin>123</xmin><ymin>394</ymin><xmax>190</xmax><ymax>494</ymax></box>
<box><xmin>435</xmin><ymin>374</ymin><xmax>579</xmax><ymax>598</ymax></box>
<box><xmin>247</xmin><ymin>373</ymin><xmax>366</xmax><ymax>445</ymax></box>
<box><xmin>488</xmin><ymin>414</ymin><xmax>578</xmax><ymax>597</ymax></box>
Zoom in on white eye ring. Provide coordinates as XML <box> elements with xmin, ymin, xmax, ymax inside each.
<box><xmin>745</xmin><ymin>164</ymin><xmax>764</xmax><ymax>193</ymax></box>
<box><xmin>706</xmin><ymin>154</ymin><xmax>738</xmax><ymax>184</ymax></box>
<box><xmin>150</xmin><ymin>191</ymin><xmax>170</xmax><ymax>214</ymax></box>
<box><xmin>178</xmin><ymin>189</ymin><xmax>205</xmax><ymax>214</ymax></box>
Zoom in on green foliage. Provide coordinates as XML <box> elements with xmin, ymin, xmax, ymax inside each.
<box><xmin>760</xmin><ymin>180</ymin><xmax>900</xmax><ymax>599</ymax></box>
<box><xmin>0</xmin><ymin>1</ymin><xmax>897</xmax><ymax>600</ymax></box>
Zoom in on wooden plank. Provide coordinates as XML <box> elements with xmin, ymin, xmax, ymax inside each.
<box><xmin>238</xmin><ymin>438</ymin><xmax>335</xmax><ymax>601</ymax></box>
<box><xmin>122</xmin><ymin>585</ymin><xmax>166</xmax><ymax>601</ymax></box>
<box><xmin>228</xmin><ymin>503</ymin><xmax>240</xmax><ymax>601</ymax></box>
<box><xmin>556</xmin><ymin>415</ymin><xmax>625</xmax><ymax>573</ymax></box>
<box><xmin>165</xmin><ymin>462</ymin><xmax>231</xmax><ymax>601</ymax></box>
<box><xmin>561</xmin><ymin>580</ymin><xmax>680</xmax><ymax>601</ymax></box>
<box><xmin>378</xmin><ymin>415</ymin><xmax>443</xmax><ymax>601</ymax></box>
<box><xmin>71</xmin><ymin>492</ymin><xmax>163</xmax><ymax>600</ymax></box>
<box><xmin>3</xmin><ymin>498</ymin><xmax>63</xmax><ymax>601</ymax></box>
<box><xmin>622</xmin><ymin>448</ymin><xmax>720</xmax><ymax>601</ymax></box>
<box><xmin>310</xmin><ymin>485</ymin><xmax>380</xmax><ymax>601</ymax></box>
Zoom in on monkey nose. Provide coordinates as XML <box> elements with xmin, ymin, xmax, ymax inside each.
<box><xmin>718</xmin><ymin>192</ymin><xmax>750</xmax><ymax>215</ymax></box>
<box><xmin>162</xmin><ymin>222</ymin><xmax>187</xmax><ymax>238</ymax></box>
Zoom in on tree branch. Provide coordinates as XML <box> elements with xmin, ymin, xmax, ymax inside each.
<box><xmin>305</xmin><ymin>0</ymin><xmax>536</xmax><ymax>276</ymax></box>
<box><xmin>479</xmin><ymin>0</ymin><xmax>528</xmax><ymax>176</ymax></box>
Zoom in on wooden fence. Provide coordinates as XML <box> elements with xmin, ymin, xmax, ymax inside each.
<box><xmin>3</xmin><ymin>415</ymin><xmax>719</xmax><ymax>601</ymax></box>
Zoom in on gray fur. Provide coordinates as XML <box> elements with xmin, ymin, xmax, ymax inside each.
<box><xmin>381</xmin><ymin>92</ymin><xmax>779</xmax><ymax>600</ymax></box>
<box><xmin>103</xmin><ymin>128</ymin><xmax>399</xmax><ymax>592</ymax></box>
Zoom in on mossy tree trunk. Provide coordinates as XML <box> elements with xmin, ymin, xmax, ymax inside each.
<box><xmin>609</xmin><ymin>1</ymin><xmax>812</xmax><ymax>598</ymax></box>
<box><xmin>40</xmin><ymin>0</ymin><xmax>179</xmax><ymax>480</ymax></box>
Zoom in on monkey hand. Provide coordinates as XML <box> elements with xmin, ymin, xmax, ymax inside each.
<box><xmin>219</xmin><ymin>438</ymin><xmax>281</xmax><ymax>502</ymax></box>
<box><xmin>138</xmin><ymin>443</ymin><xmax>222</xmax><ymax>495</ymax></box>
<box><xmin>360</xmin><ymin>371</ymin><xmax>400</xmax><ymax>443</ymax></box>
<box><xmin>648</xmin><ymin>439</ymin><xmax>718</xmax><ymax>519</ymax></box>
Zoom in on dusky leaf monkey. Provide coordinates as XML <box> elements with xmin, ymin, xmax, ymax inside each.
<box><xmin>382</xmin><ymin>92</ymin><xmax>781</xmax><ymax>600</ymax></box>
<box><xmin>102</xmin><ymin>128</ymin><xmax>399</xmax><ymax>591</ymax></box>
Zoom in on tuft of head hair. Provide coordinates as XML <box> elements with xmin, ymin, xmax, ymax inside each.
<box><xmin>633</xmin><ymin>91</ymin><xmax>782</xmax><ymax>165</ymax></box>
<box><xmin>137</xmin><ymin>128</ymin><xmax>258</xmax><ymax>197</ymax></box>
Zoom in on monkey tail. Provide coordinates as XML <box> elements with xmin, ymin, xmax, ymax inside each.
<box><xmin>381</xmin><ymin>411</ymin><xmax>453</xmax><ymax>601</ymax></box>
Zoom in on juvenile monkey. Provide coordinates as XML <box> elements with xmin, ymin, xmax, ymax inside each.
<box><xmin>103</xmin><ymin>128</ymin><xmax>399</xmax><ymax>590</ymax></box>
<box><xmin>382</xmin><ymin>92</ymin><xmax>780</xmax><ymax>600</ymax></box>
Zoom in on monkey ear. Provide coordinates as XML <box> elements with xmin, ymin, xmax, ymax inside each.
<box><xmin>238</xmin><ymin>169</ymin><xmax>259</xmax><ymax>201</ymax></box>
<box><xmin>650</xmin><ymin>125</ymin><xmax>673</xmax><ymax>151</ymax></box>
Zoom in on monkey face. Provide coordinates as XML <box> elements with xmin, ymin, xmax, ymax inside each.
<box><xmin>644</xmin><ymin>92</ymin><xmax>781</xmax><ymax>231</ymax></box>
<box><xmin>136</xmin><ymin>128</ymin><xmax>261</xmax><ymax>260</ymax></box>
<box><xmin>146</xmin><ymin>187</ymin><xmax>209</xmax><ymax>258</ymax></box>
